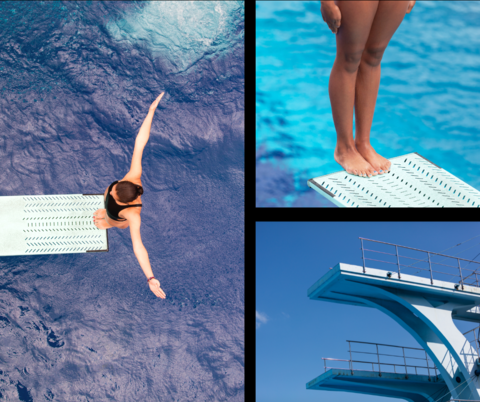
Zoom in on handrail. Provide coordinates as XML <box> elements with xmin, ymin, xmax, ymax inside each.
<box><xmin>463</xmin><ymin>325</ymin><xmax>480</xmax><ymax>358</ymax></box>
<box><xmin>363</xmin><ymin>251</ymin><xmax>480</xmax><ymax>273</ymax></box>
<box><xmin>463</xmin><ymin>326</ymin><xmax>479</xmax><ymax>336</ymax></box>
<box><xmin>322</xmin><ymin>340</ymin><xmax>438</xmax><ymax>379</ymax></box>
<box><xmin>346</xmin><ymin>339</ymin><xmax>425</xmax><ymax>351</ymax></box>
<box><xmin>360</xmin><ymin>237</ymin><xmax>480</xmax><ymax>289</ymax></box>
<box><xmin>323</xmin><ymin>358</ymin><xmax>433</xmax><ymax>371</ymax></box>
<box><xmin>360</xmin><ymin>238</ymin><xmax>480</xmax><ymax>263</ymax></box>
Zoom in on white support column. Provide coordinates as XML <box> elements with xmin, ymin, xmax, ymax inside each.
<box><xmin>346</xmin><ymin>282</ymin><xmax>480</xmax><ymax>400</ymax></box>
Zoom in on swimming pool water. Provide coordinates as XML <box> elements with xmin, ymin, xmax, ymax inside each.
<box><xmin>0</xmin><ymin>1</ymin><xmax>244</xmax><ymax>400</ymax></box>
<box><xmin>256</xmin><ymin>1</ymin><xmax>480</xmax><ymax>207</ymax></box>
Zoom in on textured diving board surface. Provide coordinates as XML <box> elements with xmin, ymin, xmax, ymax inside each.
<box><xmin>308</xmin><ymin>152</ymin><xmax>480</xmax><ymax>207</ymax></box>
<box><xmin>0</xmin><ymin>194</ymin><xmax>109</xmax><ymax>256</ymax></box>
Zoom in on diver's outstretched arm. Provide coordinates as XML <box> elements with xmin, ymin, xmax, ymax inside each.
<box><xmin>135</xmin><ymin>245</ymin><xmax>166</xmax><ymax>299</ymax></box>
<box><xmin>135</xmin><ymin>92</ymin><xmax>165</xmax><ymax>148</ymax></box>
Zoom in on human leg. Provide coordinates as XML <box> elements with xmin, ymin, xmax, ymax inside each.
<box><xmin>329</xmin><ymin>1</ymin><xmax>380</xmax><ymax>177</ymax></box>
<box><xmin>354</xmin><ymin>0</ymin><xmax>410</xmax><ymax>174</ymax></box>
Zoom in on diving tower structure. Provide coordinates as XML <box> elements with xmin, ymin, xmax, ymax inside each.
<box><xmin>307</xmin><ymin>238</ymin><xmax>480</xmax><ymax>402</ymax></box>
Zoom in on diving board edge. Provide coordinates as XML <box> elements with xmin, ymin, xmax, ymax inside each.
<box><xmin>82</xmin><ymin>192</ymin><xmax>109</xmax><ymax>254</ymax></box>
<box><xmin>413</xmin><ymin>152</ymin><xmax>441</xmax><ymax>169</ymax></box>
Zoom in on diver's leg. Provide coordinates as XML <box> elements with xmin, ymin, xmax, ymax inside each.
<box><xmin>354</xmin><ymin>0</ymin><xmax>410</xmax><ymax>174</ymax></box>
<box><xmin>330</xmin><ymin>0</ymin><xmax>380</xmax><ymax>177</ymax></box>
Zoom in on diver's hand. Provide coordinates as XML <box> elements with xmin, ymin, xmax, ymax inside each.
<box><xmin>406</xmin><ymin>1</ymin><xmax>416</xmax><ymax>14</ymax></box>
<box><xmin>149</xmin><ymin>92</ymin><xmax>165</xmax><ymax>112</ymax></box>
<box><xmin>148</xmin><ymin>278</ymin><xmax>166</xmax><ymax>299</ymax></box>
<box><xmin>321</xmin><ymin>1</ymin><xmax>341</xmax><ymax>34</ymax></box>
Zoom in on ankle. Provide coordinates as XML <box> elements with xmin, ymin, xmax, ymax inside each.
<box><xmin>354</xmin><ymin>139</ymin><xmax>371</xmax><ymax>148</ymax></box>
<box><xmin>335</xmin><ymin>142</ymin><xmax>356</xmax><ymax>153</ymax></box>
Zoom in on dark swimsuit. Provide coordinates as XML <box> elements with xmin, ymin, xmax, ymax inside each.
<box><xmin>105</xmin><ymin>180</ymin><xmax>143</xmax><ymax>222</ymax></box>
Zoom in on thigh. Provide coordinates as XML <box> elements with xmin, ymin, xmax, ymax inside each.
<box><xmin>364</xmin><ymin>0</ymin><xmax>410</xmax><ymax>52</ymax></box>
<box><xmin>334</xmin><ymin>1</ymin><xmax>379</xmax><ymax>60</ymax></box>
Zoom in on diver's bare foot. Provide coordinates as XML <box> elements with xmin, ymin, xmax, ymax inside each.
<box><xmin>355</xmin><ymin>141</ymin><xmax>391</xmax><ymax>174</ymax></box>
<box><xmin>334</xmin><ymin>145</ymin><xmax>378</xmax><ymax>177</ymax></box>
<box><xmin>93</xmin><ymin>209</ymin><xmax>112</xmax><ymax>229</ymax></box>
<box><xmin>94</xmin><ymin>219</ymin><xmax>112</xmax><ymax>229</ymax></box>
<box><xmin>93</xmin><ymin>208</ymin><xmax>106</xmax><ymax>223</ymax></box>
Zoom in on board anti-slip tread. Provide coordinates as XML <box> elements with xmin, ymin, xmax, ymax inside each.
<box><xmin>308</xmin><ymin>153</ymin><xmax>480</xmax><ymax>208</ymax></box>
<box><xmin>0</xmin><ymin>194</ymin><xmax>109</xmax><ymax>256</ymax></box>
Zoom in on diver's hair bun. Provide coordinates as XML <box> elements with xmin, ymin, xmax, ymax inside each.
<box><xmin>116</xmin><ymin>180</ymin><xmax>142</xmax><ymax>203</ymax></box>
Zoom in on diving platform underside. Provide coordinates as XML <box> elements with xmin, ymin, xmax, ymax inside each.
<box><xmin>308</xmin><ymin>264</ymin><xmax>480</xmax><ymax>323</ymax></box>
<box><xmin>307</xmin><ymin>369</ymin><xmax>449</xmax><ymax>402</ymax></box>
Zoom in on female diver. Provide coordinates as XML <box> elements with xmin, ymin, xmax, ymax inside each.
<box><xmin>93</xmin><ymin>92</ymin><xmax>166</xmax><ymax>299</ymax></box>
<box><xmin>321</xmin><ymin>0</ymin><xmax>416</xmax><ymax>178</ymax></box>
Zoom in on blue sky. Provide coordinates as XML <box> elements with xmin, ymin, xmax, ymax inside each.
<box><xmin>256</xmin><ymin>222</ymin><xmax>480</xmax><ymax>402</ymax></box>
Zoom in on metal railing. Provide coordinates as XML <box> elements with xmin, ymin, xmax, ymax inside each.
<box><xmin>322</xmin><ymin>340</ymin><xmax>438</xmax><ymax>379</ymax></box>
<box><xmin>360</xmin><ymin>237</ymin><xmax>480</xmax><ymax>289</ymax></box>
<box><xmin>463</xmin><ymin>325</ymin><xmax>480</xmax><ymax>358</ymax></box>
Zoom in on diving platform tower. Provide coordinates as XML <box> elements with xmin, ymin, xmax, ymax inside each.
<box><xmin>306</xmin><ymin>238</ymin><xmax>480</xmax><ymax>402</ymax></box>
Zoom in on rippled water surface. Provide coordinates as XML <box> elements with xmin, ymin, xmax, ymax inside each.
<box><xmin>0</xmin><ymin>1</ymin><xmax>244</xmax><ymax>400</ymax></box>
<box><xmin>256</xmin><ymin>1</ymin><xmax>480</xmax><ymax>207</ymax></box>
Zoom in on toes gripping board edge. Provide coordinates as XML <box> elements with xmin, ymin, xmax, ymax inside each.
<box><xmin>0</xmin><ymin>194</ymin><xmax>109</xmax><ymax>256</ymax></box>
<box><xmin>307</xmin><ymin>153</ymin><xmax>480</xmax><ymax>207</ymax></box>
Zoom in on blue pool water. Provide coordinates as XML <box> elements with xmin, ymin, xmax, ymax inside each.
<box><xmin>256</xmin><ymin>1</ymin><xmax>480</xmax><ymax>207</ymax></box>
<box><xmin>0</xmin><ymin>1</ymin><xmax>244</xmax><ymax>401</ymax></box>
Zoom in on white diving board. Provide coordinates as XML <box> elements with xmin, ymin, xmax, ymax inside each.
<box><xmin>308</xmin><ymin>152</ymin><xmax>480</xmax><ymax>207</ymax></box>
<box><xmin>0</xmin><ymin>193</ymin><xmax>109</xmax><ymax>257</ymax></box>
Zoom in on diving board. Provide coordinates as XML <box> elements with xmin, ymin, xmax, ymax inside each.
<box><xmin>0</xmin><ymin>194</ymin><xmax>109</xmax><ymax>257</ymax></box>
<box><xmin>308</xmin><ymin>152</ymin><xmax>480</xmax><ymax>207</ymax></box>
<box><xmin>307</xmin><ymin>369</ymin><xmax>447</xmax><ymax>402</ymax></box>
<box><xmin>308</xmin><ymin>263</ymin><xmax>480</xmax><ymax>400</ymax></box>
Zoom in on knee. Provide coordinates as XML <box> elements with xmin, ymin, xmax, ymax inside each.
<box><xmin>337</xmin><ymin>48</ymin><xmax>365</xmax><ymax>73</ymax></box>
<box><xmin>361</xmin><ymin>45</ymin><xmax>386</xmax><ymax>67</ymax></box>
